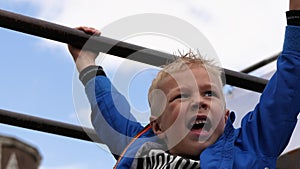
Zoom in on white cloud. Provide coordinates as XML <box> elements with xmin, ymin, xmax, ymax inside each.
<box><xmin>182</xmin><ymin>0</ymin><xmax>288</xmax><ymax>70</ymax></box>
<box><xmin>13</xmin><ymin>0</ymin><xmax>288</xmax><ymax>71</ymax></box>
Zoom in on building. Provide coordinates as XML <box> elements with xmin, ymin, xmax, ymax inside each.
<box><xmin>0</xmin><ymin>135</ymin><xmax>41</xmax><ymax>169</ymax></box>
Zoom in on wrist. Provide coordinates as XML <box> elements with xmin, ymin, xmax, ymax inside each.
<box><xmin>79</xmin><ymin>65</ymin><xmax>106</xmax><ymax>86</ymax></box>
<box><xmin>75</xmin><ymin>52</ymin><xmax>97</xmax><ymax>72</ymax></box>
<box><xmin>76</xmin><ymin>61</ymin><xmax>96</xmax><ymax>73</ymax></box>
<box><xmin>286</xmin><ymin>10</ymin><xmax>300</xmax><ymax>26</ymax></box>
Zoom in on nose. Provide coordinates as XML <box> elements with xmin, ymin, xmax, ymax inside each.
<box><xmin>191</xmin><ymin>96</ymin><xmax>208</xmax><ymax>111</ymax></box>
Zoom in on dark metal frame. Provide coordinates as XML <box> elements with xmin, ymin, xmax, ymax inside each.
<box><xmin>0</xmin><ymin>109</ymin><xmax>103</xmax><ymax>143</ymax></box>
<box><xmin>241</xmin><ymin>53</ymin><xmax>280</xmax><ymax>73</ymax></box>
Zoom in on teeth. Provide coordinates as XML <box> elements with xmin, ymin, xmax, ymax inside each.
<box><xmin>194</xmin><ymin>119</ymin><xmax>206</xmax><ymax>125</ymax></box>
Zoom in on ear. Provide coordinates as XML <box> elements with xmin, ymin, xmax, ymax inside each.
<box><xmin>150</xmin><ymin>117</ymin><xmax>165</xmax><ymax>139</ymax></box>
<box><xmin>224</xmin><ymin>109</ymin><xmax>230</xmax><ymax>122</ymax></box>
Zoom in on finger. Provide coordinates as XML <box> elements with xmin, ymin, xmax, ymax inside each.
<box><xmin>75</xmin><ymin>26</ymin><xmax>101</xmax><ymax>36</ymax></box>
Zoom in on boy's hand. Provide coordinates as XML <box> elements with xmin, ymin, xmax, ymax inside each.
<box><xmin>290</xmin><ymin>0</ymin><xmax>300</xmax><ymax>10</ymax></box>
<box><xmin>68</xmin><ymin>26</ymin><xmax>101</xmax><ymax>72</ymax></box>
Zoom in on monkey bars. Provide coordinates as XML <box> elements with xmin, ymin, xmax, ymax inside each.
<box><xmin>0</xmin><ymin>9</ymin><xmax>272</xmax><ymax>142</ymax></box>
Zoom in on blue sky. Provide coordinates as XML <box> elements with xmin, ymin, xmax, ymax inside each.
<box><xmin>1</xmin><ymin>0</ymin><xmax>299</xmax><ymax>169</ymax></box>
<box><xmin>0</xmin><ymin>2</ymin><xmax>116</xmax><ymax>169</ymax></box>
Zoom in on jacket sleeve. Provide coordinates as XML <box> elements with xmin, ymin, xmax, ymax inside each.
<box><xmin>238</xmin><ymin>25</ymin><xmax>300</xmax><ymax>157</ymax></box>
<box><xmin>85</xmin><ymin>75</ymin><xmax>144</xmax><ymax>158</ymax></box>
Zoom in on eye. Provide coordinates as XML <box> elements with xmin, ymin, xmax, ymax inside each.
<box><xmin>170</xmin><ymin>93</ymin><xmax>190</xmax><ymax>102</ymax></box>
<box><xmin>204</xmin><ymin>91</ymin><xmax>218</xmax><ymax>97</ymax></box>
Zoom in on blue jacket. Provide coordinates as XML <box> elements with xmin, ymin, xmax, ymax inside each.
<box><xmin>85</xmin><ymin>26</ymin><xmax>300</xmax><ymax>169</ymax></box>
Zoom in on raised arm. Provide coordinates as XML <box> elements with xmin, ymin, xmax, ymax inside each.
<box><xmin>68</xmin><ymin>27</ymin><xmax>144</xmax><ymax>158</ymax></box>
<box><xmin>239</xmin><ymin>3</ymin><xmax>300</xmax><ymax>158</ymax></box>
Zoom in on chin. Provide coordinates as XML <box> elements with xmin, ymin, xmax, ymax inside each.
<box><xmin>181</xmin><ymin>147</ymin><xmax>203</xmax><ymax>160</ymax></box>
<box><xmin>180</xmin><ymin>150</ymin><xmax>201</xmax><ymax>160</ymax></box>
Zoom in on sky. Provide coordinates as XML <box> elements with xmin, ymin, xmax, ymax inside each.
<box><xmin>0</xmin><ymin>0</ymin><xmax>299</xmax><ymax>169</ymax></box>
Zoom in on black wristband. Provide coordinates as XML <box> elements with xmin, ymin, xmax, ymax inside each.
<box><xmin>286</xmin><ymin>10</ymin><xmax>300</xmax><ymax>26</ymax></box>
<box><xmin>79</xmin><ymin>65</ymin><xmax>106</xmax><ymax>86</ymax></box>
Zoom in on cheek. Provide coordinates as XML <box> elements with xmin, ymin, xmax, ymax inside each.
<box><xmin>160</xmin><ymin>107</ymin><xmax>177</xmax><ymax>130</ymax></box>
<box><xmin>160</xmin><ymin>102</ymin><xmax>189</xmax><ymax>130</ymax></box>
<box><xmin>149</xmin><ymin>89</ymin><xmax>168</xmax><ymax>117</ymax></box>
<box><xmin>210</xmin><ymin>102</ymin><xmax>227</xmax><ymax>125</ymax></box>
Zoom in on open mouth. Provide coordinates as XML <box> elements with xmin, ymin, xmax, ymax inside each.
<box><xmin>189</xmin><ymin>116</ymin><xmax>212</xmax><ymax>133</ymax></box>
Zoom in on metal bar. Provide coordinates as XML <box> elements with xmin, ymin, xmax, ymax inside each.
<box><xmin>0</xmin><ymin>9</ymin><xmax>269</xmax><ymax>93</ymax></box>
<box><xmin>0</xmin><ymin>109</ymin><xmax>103</xmax><ymax>144</ymax></box>
<box><xmin>0</xmin><ymin>9</ymin><xmax>170</xmax><ymax>66</ymax></box>
<box><xmin>222</xmin><ymin>69</ymin><xmax>268</xmax><ymax>93</ymax></box>
<box><xmin>241</xmin><ymin>53</ymin><xmax>280</xmax><ymax>73</ymax></box>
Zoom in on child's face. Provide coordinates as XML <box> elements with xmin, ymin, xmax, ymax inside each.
<box><xmin>151</xmin><ymin>65</ymin><xmax>229</xmax><ymax>158</ymax></box>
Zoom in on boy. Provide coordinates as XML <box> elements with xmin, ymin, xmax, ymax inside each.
<box><xmin>68</xmin><ymin>0</ymin><xmax>300</xmax><ymax>168</ymax></box>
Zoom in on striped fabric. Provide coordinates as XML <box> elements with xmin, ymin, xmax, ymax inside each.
<box><xmin>136</xmin><ymin>149</ymin><xmax>200</xmax><ymax>169</ymax></box>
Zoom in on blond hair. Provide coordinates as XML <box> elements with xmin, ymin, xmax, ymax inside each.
<box><xmin>148</xmin><ymin>51</ymin><xmax>225</xmax><ymax>117</ymax></box>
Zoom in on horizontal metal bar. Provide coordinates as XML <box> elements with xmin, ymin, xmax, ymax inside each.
<box><xmin>0</xmin><ymin>9</ymin><xmax>269</xmax><ymax>93</ymax></box>
<box><xmin>0</xmin><ymin>109</ymin><xmax>103</xmax><ymax>144</ymax></box>
<box><xmin>241</xmin><ymin>52</ymin><xmax>280</xmax><ymax>73</ymax></box>
<box><xmin>222</xmin><ymin>69</ymin><xmax>268</xmax><ymax>93</ymax></box>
